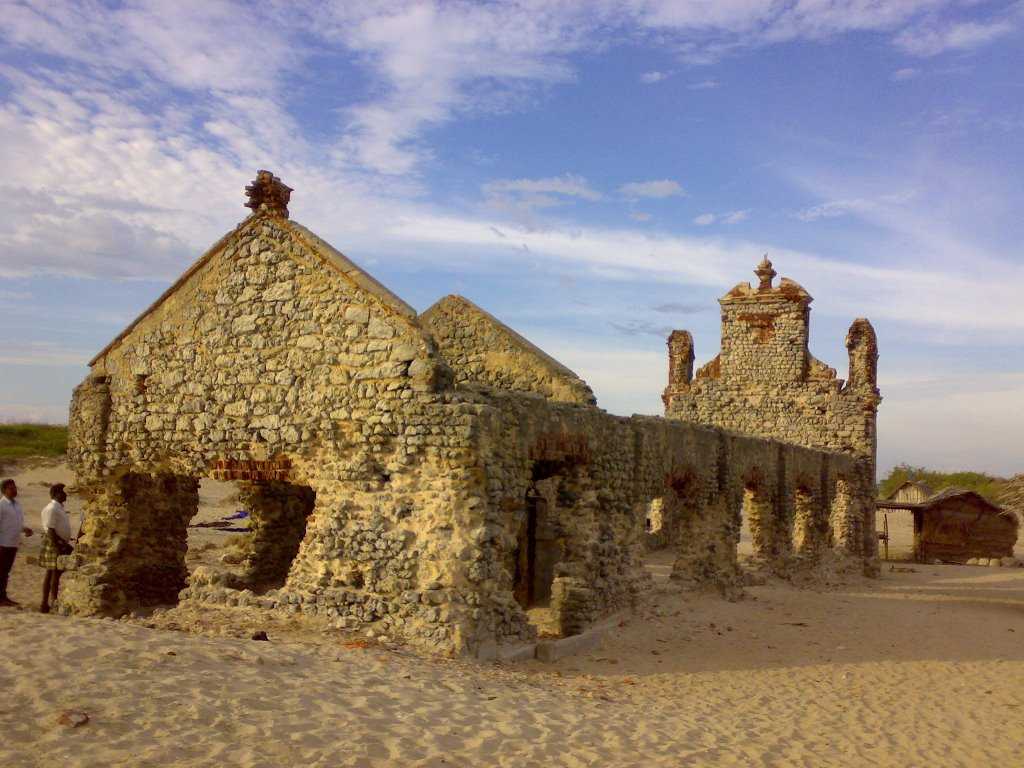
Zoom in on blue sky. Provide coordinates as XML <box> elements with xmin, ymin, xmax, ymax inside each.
<box><xmin>1</xmin><ymin>1</ymin><xmax>1022</xmax><ymax>476</ymax></box>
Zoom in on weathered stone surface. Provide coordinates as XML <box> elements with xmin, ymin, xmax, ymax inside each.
<box><xmin>62</xmin><ymin>177</ymin><xmax>879</xmax><ymax>658</ymax></box>
<box><xmin>663</xmin><ymin>258</ymin><xmax>880</xmax><ymax>566</ymax></box>
<box><xmin>421</xmin><ymin>295</ymin><xmax>596</xmax><ymax>406</ymax></box>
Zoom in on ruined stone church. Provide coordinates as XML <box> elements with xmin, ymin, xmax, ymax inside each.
<box><xmin>63</xmin><ymin>171</ymin><xmax>880</xmax><ymax>657</ymax></box>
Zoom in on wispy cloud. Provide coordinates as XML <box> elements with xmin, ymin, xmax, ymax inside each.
<box><xmin>721</xmin><ymin>209</ymin><xmax>749</xmax><ymax>224</ymax></box>
<box><xmin>482</xmin><ymin>174</ymin><xmax>601</xmax><ymax>219</ymax></box>
<box><xmin>795</xmin><ymin>193</ymin><xmax>913</xmax><ymax>222</ymax></box>
<box><xmin>891</xmin><ymin>67</ymin><xmax>920</xmax><ymax>81</ymax></box>
<box><xmin>651</xmin><ymin>302</ymin><xmax>705</xmax><ymax>315</ymax></box>
<box><xmin>609</xmin><ymin>319</ymin><xmax>674</xmax><ymax>337</ymax></box>
<box><xmin>687</xmin><ymin>79</ymin><xmax>720</xmax><ymax>90</ymax></box>
<box><xmin>375</xmin><ymin>207</ymin><xmax>1024</xmax><ymax>334</ymax></box>
<box><xmin>894</xmin><ymin>13</ymin><xmax>1020</xmax><ymax>57</ymax></box>
<box><xmin>620</xmin><ymin>179</ymin><xmax>685</xmax><ymax>199</ymax></box>
<box><xmin>485</xmin><ymin>175</ymin><xmax>600</xmax><ymax>201</ymax></box>
<box><xmin>692</xmin><ymin>209</ymin><xmax>748</xmax><ymax>226</ymax></box>
<box><xmin>640</xmin><ymin>70</ymin><xmax>669</xmax><ymax>83</ymax></box>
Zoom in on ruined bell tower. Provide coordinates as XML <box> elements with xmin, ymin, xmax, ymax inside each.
<box><xmin>663</xmin><ymin>258</ymin><xmax>881</xmax><ymax>556</ymax></box>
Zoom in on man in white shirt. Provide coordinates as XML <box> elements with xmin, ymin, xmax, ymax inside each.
<box><xmin>0</xmin><ymin>478</ymin><xmax>34</xmax><ymax>607</ymax></box>
<box><xmin>39</xmin><ymin>483</ymin><xmax>72</xmax><ymax>613</ymax></box>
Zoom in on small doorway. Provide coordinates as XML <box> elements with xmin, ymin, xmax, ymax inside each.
<box><xmin>512</xmin><ymin>483</ymin><xmax>565</xmax><ymax>637</ymax></box>
<box><xmin>513</xmin><ymin>489</ymin><xmax>559</xmax><ymax>608</ymax></box>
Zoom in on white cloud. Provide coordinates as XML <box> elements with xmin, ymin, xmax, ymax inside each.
<box><xmin>0</xmin><ymin>0</ymin><xmax>1020</xmax><ymax>340</ymax></box>
<box><xmin>640</xmin><ymin>70</ymin><xmax>668</xmax><ymax>83</ymax></box>
<box><xmin>320</xmin><ymin>3</ymin><xmax>590</xmax><ymax>174</ymax></box>
<box><xmin>721</xmin><ymin>209</ymin><xmax>749</xmax><ymax>224</ymax></box>
<box><xmin>795</xmin><ymin>200</ymin><xmax>860</xmax><ymax>221</ymax></box>
<box><xmin>795</xmin><ymin>193</ymin><xmax>912</xmax><ymax>222</ymax></box>
<box><xmin>630</xmin><ymin>212</ymin><xmax>653</xmax><ymax>222</ymax></box>
<box><xmin>894</xmin><ymin>15</ymin><xmax>1019</xmax><ymax>57</ymax></box>
<box><xmin>372</xmin><ymin>206</ymin><xmax>1024</xmax><ymax>335</ymax></box>
<box><xmin>0</xmin><ymin>0</ymin><xmax>297</xmax><ymax>94</ymax></box>
<box><xmin>627</xmin><ymin>0</ymin><xmax>964</xmax><ymax>60</ymax></box>
<box><xmin>687</xmin><ymin>79</ymin><xmax>720</xmax><ymax>90</ymax></box>
<box><xmin>484</xmin><ymin>175</ymin><xmax>600</xmax><ymax>201</ymax></box>
<box><xmin>312</xmin><ymin>2</ymin><xmax>1016</xmax><ymax>174</ymax></box>
<box><xmin>891</xmin><ymin>67</ymin><xmax>920</xmax><ymax>81</ymax></box>
<box><xmin>620</xmin><ymin>179</ymin><xmax>685</xmax><ymax>199</ymax></box>
<box><xmin>482</xmin><ymin>174</ymin><xmax>601</xmax><ymax>220</ymax></box>
<box><xmin>693</xmin><ymin>209</ymin><xmax>748</xmax><ymax>226</ymax></box>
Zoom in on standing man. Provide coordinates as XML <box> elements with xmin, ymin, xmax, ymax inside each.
<box><xmin>0</xmin><ymin>478</ymin><xmax>34</xmax><ymax>607</ymax></box>
<box><xmin>39</xmin><ymin>483</ymin><xmax>71</xmax><ymax>613</ymax></box>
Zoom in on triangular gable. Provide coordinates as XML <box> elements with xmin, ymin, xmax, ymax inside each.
<box><xmin>421</xmin><ymin>294</ymin><xmax>585</xmax><ymax>382</ymax></box>
<box><xmin>420</xmin><ymin>294</ymin><xmax>596</xmax><ymax>406</ymax></box>
<box><xmin>90</xmin><ymin>213</ymin><xmax>415</xmax><ymax>366</ymax></box>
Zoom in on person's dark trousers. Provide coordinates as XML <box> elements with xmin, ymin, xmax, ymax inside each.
<box><xmin>0</xmin><ymin>546</ymin><xmax>18</xmax><ymax>599</ymax></box>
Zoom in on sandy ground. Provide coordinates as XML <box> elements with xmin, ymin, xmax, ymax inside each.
<box><xmin>3</xmin><ymin>460</ymin><xmax>1024</xmax><ymax>766</ymax></box>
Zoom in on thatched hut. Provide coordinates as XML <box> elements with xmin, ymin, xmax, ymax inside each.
<box><xmin>877</xmin><ymin>486</ymin><xmax>1018</xmax><ymax>563</ymax></box>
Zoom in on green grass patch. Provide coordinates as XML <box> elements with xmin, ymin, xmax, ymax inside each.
<box><xmin>0</xmin><ymin>424</ymin><xmax>68</xmax><ymax>461</ymax></box>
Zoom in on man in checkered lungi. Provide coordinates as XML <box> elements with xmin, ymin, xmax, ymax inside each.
<box><xmin>38</xmin><ymin>483</ymin><xmax>72</xmax><ymax>613</ymax></box>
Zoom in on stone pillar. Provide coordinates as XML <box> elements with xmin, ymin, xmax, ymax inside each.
<box><xmin>236</xmin><ymin>481</ymin><xmax>315</xmax><ymax>589</ymax></box>
<box><xmin>662</xmin><ymin>330</ymin><xmax>694</xmax><ymax>409</ymax></box>
<box><xmin>67</xmin><ymin>375</ymin><xmax>112</xmax><ymax>480</ymax></box>
<box><xmin>829</xmin><ymin>479</ymin><xmax>854</xmax><ymax>552</ymax></box>
<box><xmin>672</xmin><ymin>493</ymin><xmax>740</xmax><ymax>588</ymax></box>
<box><xmin>792</xmin><ymin>488</ymin><xmax>823</xmax><ymax>556</ymax></box>
<box><xmin>744</xmin><ymin>485</ymin><xmax>774</xmax><ymax>560</ymax></box>
<box><xmin>845</xmin><ymin>318</ymin><xmax>879</xmax><ymax>393</ymax></box>
<box><xmin>827</xmin><ymin>470</ymin><xmax>875</xmax><ymax>559</ymax></box>
<box><xmin>59</xmin><ymin>472</ymin><xmax>199</xmax><ymax>616</ymax></box>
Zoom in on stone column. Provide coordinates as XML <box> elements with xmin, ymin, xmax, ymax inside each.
<box><xmin>236</xmin><ymin>481</ymin><xmax>316</xmax><ymax>589</ymax></box>
<box><xmin>792</xmin><ymin>487</ymin><xmax>824</xmax><ymax>556</ymax></box>
<box><xmin>662</xmin><ymin>330</ymin><xmax>695</xmax><ymax>410</ymax></box>
<box><xmin>59</xmin><ymin>472</ymin><xmax>199</xmax><ymax>616</ymax></box>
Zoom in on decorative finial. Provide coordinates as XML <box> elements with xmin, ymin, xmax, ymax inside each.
<box><xmin>754</xmin><ymin>255</ymin><xmax>776</xmax><ymax>291</ymax></box>
<box><xmin>245</xmin><ymin>170</ymin><xmax>293</xmax><ymax>218</ymax></box>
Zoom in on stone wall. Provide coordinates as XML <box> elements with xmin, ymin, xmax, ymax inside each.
<box><xmin>62</xmin><ymin>208</ymin><xmax>485</xmax><ymax>654</ymax></box>
<box><xmin>62</xmin><ymin>176</ymin><xmax>878</xmax><ymax>658</ymax></box>
<box><xmin>663</xmin><ymin>258</ymin><xmax>881</xmax><ymax>561</ymax></box>
<box><xmin>461</xmin><ymin>393</ymin><xmax>859</xmax><ymax>651</ymax></box>
<box><xmin>421</xmin><ymin>294</ymin><xmax>595</xmax><ymax>405</ymax></box>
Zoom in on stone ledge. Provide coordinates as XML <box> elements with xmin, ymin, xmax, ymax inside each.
<box><xmin>535</xmin><ymin>612</ymin><xmax>625</xmax><ymax>662</ymax></box>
